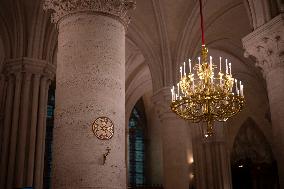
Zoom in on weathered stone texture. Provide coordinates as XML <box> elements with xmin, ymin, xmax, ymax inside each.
<box><xmin>53</xmin><ymin>14</ymin><xmax>126</xmax><ymax>189</ymax></box>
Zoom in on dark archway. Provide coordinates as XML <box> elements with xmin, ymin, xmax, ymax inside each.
<box><xmin>231</xmin><ymin>117</ymin><xmax>279</xmax><ymax>189</ymax></box>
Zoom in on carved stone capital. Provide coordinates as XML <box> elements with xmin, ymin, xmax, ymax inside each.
<box><xmin>3</xmin><ymin>58</ymin><xmax>56</xmax><ymax>80</ymax></box>
<box><xmin>242</xmin><ymin>14</ymin><xmax>284</xmax><ymax>78</ymax></box>
<box><xmin>43</xmin><ymin>0</ymin><xmax>136</xmax><ymax>26</ymax></box>
<box><xmin>152</xmin><ymin>87</ymin><xmax>179</xmax><ymax>121</ymax></box>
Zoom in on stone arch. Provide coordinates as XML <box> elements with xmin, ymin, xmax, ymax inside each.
<box><xmin>127</xmin><ymin>22</ymin><xmax>163</xmax><ymax>91</ymax></box>
<box><xmin>0</xmin><ymin>0</ymin><xmax>58</xmax><ymax>61</ymax></box>
<box><xmin>0</xmin><ymin>37</ymin><xmax>5</xmax><ymax>71</ymax></box>
<box><xmin>243</xmin><ymin>0</ymin><xmax>279</xmax><ymax>29</ymax></box>
<box><xmin>126</xmin><ymin>38</ymin><xmax>153</xmax><ymax>122</ymax></box>
<box><xmin>175</xmin><ymin>0</ymin><xmax>248</xmax><ymax>69</ymax></box>
<box><xmin>231</xmin><ymin>117</ymin><xmax>274</xmax><ymax>165</ymax></box>
<box><xmin>0</xmin><ymin>11</ymin><xmax>12</xmax><ymax>59</ymax></box>
<box><xmin>0</xmin><ymin>0</ymin><xmax>25</xmax><ymax>58</ymax></box>
<box><xmin>231</xmin><ymin>117</ymin><xmax>279</xmax><ymax>189</ymax></box>
<box><xmin>126</xmin><ymin>65</ymin><xmax>152</xmax><ymax>122</ymax></box>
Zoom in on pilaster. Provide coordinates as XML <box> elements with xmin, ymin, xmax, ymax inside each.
<box><xmin>0</xmin><ymin>58</ymin><xmax>55</xmax><ymax>189</ymax></box>
<box><xmin>191</xmin><ymin>123</ymin><xmax>232</xmax><ymax>189</ymax></box>
<box><xmin>152</xmin><ymin>87</ymin><xmax>191</xmax><ymax>189</ymax></box>
<box><xmin>243</xmin><ymin>13</ymin><xmax>284</xmax><ymax>188</ymax></box>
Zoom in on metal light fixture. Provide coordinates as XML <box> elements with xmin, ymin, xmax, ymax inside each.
<box><xmin>170</xmin><ymin>0</ymin><xmax>245</xmax><ymax>136</ymax></box>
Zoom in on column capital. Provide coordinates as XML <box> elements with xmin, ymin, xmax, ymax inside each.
<box><xmin>43</xmin><ymin>0</ymin><xmax>136</xmax><ymax>26</ymax></box>
<box><xmin>3</xmin><ymin>58</ymin><xmax>56</xmax><ymax>80</ymax></box>
<box><xmin>242</xmin><ymin>14</ymin><xmax>284</xmax><ymax>78</ymax></box>
<box><xmin>152</xmin><ymin>87</ymin><xmax>181</xmax><ymax>121</ymax></box>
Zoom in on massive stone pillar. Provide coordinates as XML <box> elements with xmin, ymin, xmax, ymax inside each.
<box><xmin>243</xmin><ymin>13</ymin><xmax>284</xmax><ymax>188</ymax></box>
<box><xmin>0</xmin><ymin>58</ymin><xmax>55</xmax><ymax>189</ymax></box>
<box><xmin>191</xmin><ymin>123</ymin><xmax>232</xmax><ymax>189</ymax></box>
<box><xmin>44</xmin><ymin>1</ymin><xmax>134</xmax><ymax>188</ymax></box>
<box><xmin>153</xmin><ymin>87</ymin><xmax>191</xmax><ymax>189</ymax></box>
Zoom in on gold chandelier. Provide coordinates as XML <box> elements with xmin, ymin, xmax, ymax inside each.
<box><xmin>170</xmin><ymin>0</ymin><xmax>244</xmax><ymax>136</ymax></box>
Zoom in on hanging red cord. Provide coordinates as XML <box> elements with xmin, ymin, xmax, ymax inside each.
<box><xmin>199</xmin><ymin>0</ymin><xmax>205</xmax><ymax>45</ymax></box>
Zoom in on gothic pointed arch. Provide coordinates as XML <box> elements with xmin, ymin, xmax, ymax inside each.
<box><xmin>231</xmin><ymin>117</ymin><xmax>279</xmax><ymax>189</ymax></box>
<box><xmin>231</xmin><ymin>117</ymin><xmax>274</xmax><ymax>164</ymax></box>
<box><xmin>243</xmin><ymin>0</ymin><xmax>279</xmax><ymax>29</ymax></box>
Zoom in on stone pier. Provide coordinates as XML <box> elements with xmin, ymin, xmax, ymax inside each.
<box><xmin>44</xmin><ymin>0</ymin><xmax>135</xmax><ymax>188</ymax></box>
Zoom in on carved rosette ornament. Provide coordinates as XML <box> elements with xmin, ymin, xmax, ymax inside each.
<box><xmin>92</xmin><ymin>117</ymin><xmax>114</xmax><ymax>140</ymax></box>
<box><xmin>242</xmin><ymin>14</ymin><xmax>284</xmax><ymax>78</ymax></box>
<box><xmin>43</xmin><ymin>0</ymin><xmax>136</xmax><ymax>26</ymax></box>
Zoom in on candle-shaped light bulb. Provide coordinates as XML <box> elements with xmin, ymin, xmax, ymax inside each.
<box><xmin>198</xmin><ymin>57</ymin><xmax>201</xmax><ymax>66</ymax></box>
<box><xmin>177</xmin><ymin>83</ymin><xmax>180</xmax><ymax>97</ymax></box>
<box><xmin>229</xmin><ymin>63</ymin><xmax>232</xmax><ymax>75</ymax></box>
<box><xmin>183</xmin><ymin>62</ymin><xmax>186</xmax><ymax>76</ymax></box>
<box><xmin>240</xmin><ymin>81</ymin><xmax>243</xmax><ymax>96</ymax></box>
<box><xmin>171</xmin><ymin>88</ymin><xmax>173</xmax><ymax>101</ymax></box>
<box><xmin>219</xmin><ymin>57</ymin><xmax>222</xmax><ymax>72</ymax></box>
<box><xmin>226</xmin><ymin>59</ymin><xmax>228</xmax><ymax>75</ymax></box>
<box><xmin>235</xmin><ymin>79</ymin><xmax>238</xmax><ymax>92</ymax></box>
<box><xmin>210</xmin><ymin>56</ymin><xmax>212</xmax><ymax>70</ymax></box>
<box><xmin>180</xmin><ymin>66</ymin><xmax>182</xmax><ymax>79</ymax></box>
<box><xmin>189</xmin><ymin>59</ymin><xmax>192</xmax><ymax>73</ymax></box>
<box><xmin>173</xmin><ymin>86</ymin><xmax>175</xmax><ymax>101</ymax></box>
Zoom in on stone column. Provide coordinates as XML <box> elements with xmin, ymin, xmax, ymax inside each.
<box><xmin>153</xmin><ymin>87</ymin><xmax>191</xmax><ymax>189</ymax></box>
<box><xmin>191</xmin><ymin>123</ymin><xmax>232</xmax><ymax>189</ymax></box>
<box><xmin>0</xmin><ymin>75</ymin><xmax>14</xmax><ymax>188</ymax></box>
<box><xmin>243</xmin><ymin>13</ymin><xmax>284</xmax><ymax>188</ymax></box>
<box><xmin>44</xmin><ymin>1</ymin><xmax>134</xmax><ymax>188</ymax></box>
<box><xmin>0</xmin><ymin>58</ymin><xmax>55</xmax><ymax>189</ymax></box>
<box><xmin>0</xmin><ymin>74</ymin><xmax>7</xmax><ymax>154</ymax></box>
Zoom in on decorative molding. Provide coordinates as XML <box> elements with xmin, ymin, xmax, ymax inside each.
<box><xmin>43</xmin><ymin>0</ymin><xmax>136</xmax><ymax>26</ymax></box>
<box><xmin>242</xmin><ymin>14</ymin><xmax>284</xmax><ymax>78</ymax></box>
<box><xmin>92</xmin><ymin>117</ymin><xmax>114</xmax><ymax>140</ymax></box>
<box><xmin>3</xmin><ymin>58</ymin><xmax>56</xmax><ymax>80</ymax></box>
<box><xmin>152</xmin><ymin>0</ymin><xmax>172</xmax><ymax>86</ymax></box>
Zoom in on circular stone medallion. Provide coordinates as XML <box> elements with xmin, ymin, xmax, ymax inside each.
<box><xmin>92</xmin><ymin>117</ymin><xmax>114</xmax><ymax>140</ymax></box>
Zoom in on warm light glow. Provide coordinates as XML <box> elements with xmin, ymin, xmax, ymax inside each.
<box><xmin>188</xmin><ymin>156</ymin><xmax>194</xmax><ymax>164</ymax></box>
<box><xmin>170</xmin><ymin>45</ymin><xmax>245</xmax><ymax>136</ymax></box>
<box><xmin>189</xmin><ymin>173</ymin><xmax>194</xmax><ymax>179</ymax></box>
